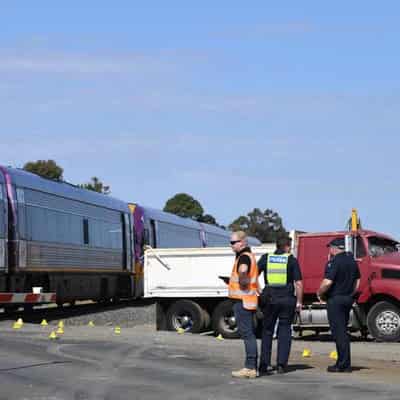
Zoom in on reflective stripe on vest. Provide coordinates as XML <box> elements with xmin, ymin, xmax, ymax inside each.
<box><xmin>228</xmin><ymin>251</ymin><xmax>259</xmax><ymax>310</ymax></box>
<box><xmin>267</xmin><ymin>254</ymin><xmax>289</xmax><ymax>287</ymax></box>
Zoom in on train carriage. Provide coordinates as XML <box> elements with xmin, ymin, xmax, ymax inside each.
<box><xmin>0</xmin><ymin>166</ymin><xmax>134</xmax><ymax>304</ymax></box>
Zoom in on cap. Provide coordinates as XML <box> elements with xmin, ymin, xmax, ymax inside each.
<box><xmin>327</xmin><ymin>237</ymin><xmax>345</xmax><ymax>249</ymax></box>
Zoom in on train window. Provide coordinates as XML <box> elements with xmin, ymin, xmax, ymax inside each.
<box><xmin>205</xmin><ymin>233</ymin><xmax>229</xmax><ymax>247</ymax></box>
<box><xmin>150</xmin><ymin>219</ymin><xmax>157</xmax><ymax>247</ymax></box>
<box><xmin>156</xmin><ymin>221</ymin><xmax>201</xmax><ymax>248</ymax></box>
<box><xmin>83</xmin><ymin>219</ymin><xmax>89</xmax><ymax>245</ymax></box>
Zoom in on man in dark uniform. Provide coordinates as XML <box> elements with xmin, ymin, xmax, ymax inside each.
<box><xmin>258</xmin><ymin>237</ymin><xmax>303</xmax><ymax>374</ymax></box>
<box><xmin>317</xmin><ymin>237</ymin><xmax>360</xmax><ymax>373</ymax></box>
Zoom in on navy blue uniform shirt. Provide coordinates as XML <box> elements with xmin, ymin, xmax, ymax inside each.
<box><xmin>257</xmin><ymin>250</ymin><xmax>302</xmax><ymax>298</ymax></box>
<box><xmin>324</xmin><ymin>252</ymin><xmax>360</xmax><ymax>298</ymax></box>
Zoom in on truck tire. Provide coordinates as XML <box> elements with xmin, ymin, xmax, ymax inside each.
<box><xmin>202</xmin><ymin>308</ymin><xmax>211</xmax><ymax>331</ymax></box>
<box><xmin>212</xmin><ymin>300</ymin><xmax>240</xmax><ymax>339</ymax></box>
<box><xmin>367</xmin><ymin>301</ymin><xmax>400</xmax><ymax>342</ymax></box>
<box><xmin>166</xmin><ymin>300</ymin><xmax>205</xmax><ymax>333</ymax></box>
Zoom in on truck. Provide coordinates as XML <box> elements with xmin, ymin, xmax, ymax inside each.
<box><xmin>296</xmin><ymin>227</ymin><xmax>400</xmax><ymax>342</ymax></box>
<box><xmin>144</xmin><ymin>221</ymin><xmax>400</xmax><ymax>342</ymax></box>
<box><xmin>144</xmin><ymin>245</ymin><xmax>274</xmax><ymax>338</ymax></box>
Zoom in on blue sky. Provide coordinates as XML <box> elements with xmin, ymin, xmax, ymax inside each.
<box><xmin>1</xmin><ymin>2</ymin><xmax>400</xmax><ymax>237</ymax></box>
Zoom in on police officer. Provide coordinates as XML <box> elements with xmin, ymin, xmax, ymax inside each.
<box><xmin>229</xmin><ymin>231</ymin><xmax>259</xmax><ymax>379</ymax></box>
<box><xmin>258</xmin><ymin>237</ymin><xmax>303</xmax><ymax>374</ymax></box>
<box><xmin>317</xmin><ymin>237</ymin><xmax>360</xmax><ymax>373</ymax></box>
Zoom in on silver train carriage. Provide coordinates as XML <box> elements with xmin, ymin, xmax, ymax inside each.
<box><xmin>0</xmin><ymin>166</ymin><xmax>133</xmax><ymax>304</ymax></box>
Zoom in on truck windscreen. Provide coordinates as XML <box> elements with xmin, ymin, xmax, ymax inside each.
<box><xmin>368</xmin><ymin>236</ymin><xmax>399</xmax><ymax>257</ymax></box>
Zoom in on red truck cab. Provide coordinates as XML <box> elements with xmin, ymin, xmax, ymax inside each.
<box><xmin>295</xmin><ymin>230</ymin><xmax>400</xmax><ymax>342</ymax></box>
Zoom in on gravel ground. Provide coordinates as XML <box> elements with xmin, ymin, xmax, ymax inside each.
<box><xmin>0</xmin><ymin>299</ymin><xmax>157</xmax><ymax>328</ymax></box>
<box><xmin>59</xmin><ymin>300</ymin><xmax>157</xmax><ymax>327</ymax></box>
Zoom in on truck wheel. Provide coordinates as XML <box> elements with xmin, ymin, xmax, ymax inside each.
<box><xmin>212</xmin><ymin>300</ymin><xmax>240</xmax><ymax>339</ymax></box>
<box><xmin>367</xmin><ymin>301</ymin><xmax>400</xmax><ymax>342</ymax></box>
<box><xmin>202</xmin><ymin>308</ymin><xmax>211</xmax><ymax>331</ymax></box>
<box><xmin>166</xmin><ymin>300</ymin><xmax>205</xmax><ymax>333</ymax></box>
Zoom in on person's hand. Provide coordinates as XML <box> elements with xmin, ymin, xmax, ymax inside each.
<box><xmin>296</xmin><ymin>302</ymin><xmax>302</xmax><ymax>312</ymax></box>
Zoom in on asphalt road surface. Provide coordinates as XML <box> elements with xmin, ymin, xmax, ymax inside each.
<box><xmin>0</xmin><ymin>322</ymin><xmax>399</xmax><ymax>400</ymax></box>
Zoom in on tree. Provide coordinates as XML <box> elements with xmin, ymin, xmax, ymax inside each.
<box><xmin>23</xmin><ymin>160</ymin><xmax>63</xmax><ymax>181</ymax></box>
<box><xmin>229</xmin><ymin>208</ymin><xmax>287</xmax><ymax>243</ymax></box>
<box><xmin>79</xmin><ymin>177</ymin><xmax>110</xmax><ymax>195</ymax></box>
<box><xmin>163</xmin><ymin>193</ymin><xmax>222</xmax><ymax>226</ymax></box>
<box><xmin>198</xmin><ymin>214</ymin><xmax>217</xmax><ymax>225</ymax></box>
<box><xmin>164</xmin><ymin>193</ymin><xmax>204</xmax><ymax>220</ymax></box>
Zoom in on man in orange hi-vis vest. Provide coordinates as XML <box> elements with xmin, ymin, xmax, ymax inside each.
<box><xmin>229</xmin><ymin>231</ymin><xmax>259</xmax><ymax>379</ymax></box>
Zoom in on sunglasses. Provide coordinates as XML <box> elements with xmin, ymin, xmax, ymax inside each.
<box><xmin>230</xmin><ymin>240</ymin><xmax>241</xmax><ymax>245</ymax></box>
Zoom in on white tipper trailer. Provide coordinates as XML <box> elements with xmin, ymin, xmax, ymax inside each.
<box><xmin>143</xmin><ymin>245</ymin><xmax>275</xmax><ymax>338</ymax></box>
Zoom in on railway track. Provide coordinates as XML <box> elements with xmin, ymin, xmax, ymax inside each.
<box><xmin>0</xmin><ymin>299</ymin><xmax>156</xmax><ymax>326</ymax></box>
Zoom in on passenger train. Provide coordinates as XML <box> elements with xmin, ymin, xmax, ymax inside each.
<box><xmin>0</xmin><ymin>166</ymin><xmax>260</xmax><ymax>305</ymax></box>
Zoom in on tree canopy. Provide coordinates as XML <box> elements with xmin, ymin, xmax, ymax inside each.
<box><xmin>23</xmin><ymin>160</ymin><xmax>63</xmax><ymax>181</ymax></box>
<box><xmin>229</xmin><ymin>208</ymin><xmax>287</xmax><ymax>243</ymax></box>
<box><xmin>197</xmin><ymin>214</ymin><xmax>217</xmax><ymax>225</ymax></box>
<box><xmin>79</xmin><ymin>177</ymin><xmax>110</xmax><ymax>195</ymax></box>
<box><xmin>163</xmin><ymin>193</ymin><xmax>204</xmax><ymax>220</ymax></box>
<box><xmin>23</xmin><ymin>160</ymin><xmax>110</xmax><ymax>195</ymax></box>
<box><xmin>163</xmin><ymin>193</ymin><xmax>222</xmax><ymax>227</ymax></box>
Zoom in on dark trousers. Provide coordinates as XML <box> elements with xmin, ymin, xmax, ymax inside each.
<box><xmin>233</xmin><ymin>302</ymin><xmax>258</xmax><ymax>370</ymax></box>
<box><xmin>327</xmin><ymin>295</ymin><xmax>353</xmax><ymax>369</ymax></box>
<box><xmin>260</xmin><ymin>296</ymin><xmax>296</xmax><ymax>368</ymax></box>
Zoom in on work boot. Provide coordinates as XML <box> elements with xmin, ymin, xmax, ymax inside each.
<box><xmin>231</xmin><ymin>368</ymin><xmax>257</xmax><ymax>379</ymax></box>
<box><xmin>276</xmin><ymin>365</ymin><xmax>289</xmax><ymax>374</ymax></box>
<box><xmin>258</xmin><ymin>365</ymin><xmax>274</xmax><ymax>376</ymax></box>
<box><xmin>327</xmin><ymin>365</ymin><xmax>352</xmax><ymax>373</ymax></box>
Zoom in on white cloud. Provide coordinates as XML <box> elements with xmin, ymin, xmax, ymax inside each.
<box><xmin>0</xmin><ymin>52</ymin><xmax>160</xmax><ymax>74</ymax></box>
<box><xmin>0</xmin><ymin>49</ymin><xmax>210</xmax><ymax>75</ymax></box>
<box><xmin>211</xmin><ymin>22</ymin><xmax>389</xmax><ymax>40</ymax></box>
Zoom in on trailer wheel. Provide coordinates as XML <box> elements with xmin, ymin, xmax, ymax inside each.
<box><xmin>367</xmin><ymin>301</ymin><xmax>400</xmax><ymax>342</ymax></box>
<box><xmin>212</xmin><ymin>300</ymin><xmax>240</xmax><ymax>339</ymax></box>
<box><xmin>166</xmin><ymin>300</ymin><xmax>205</xmax><ymax>333</ymax></box>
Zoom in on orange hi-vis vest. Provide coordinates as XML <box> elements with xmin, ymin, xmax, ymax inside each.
<box><xmin>228</xmin><ymin>251</ymin><xmax>259</xmax><ymax>310</ymax></box>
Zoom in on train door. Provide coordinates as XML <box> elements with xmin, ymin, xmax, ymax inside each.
<box><xmin>0</xmin><ymin>181</ymin><xmax>7</xmax><ymax>273</ymax></box>
<box><xmin>122</xmin><ymin>213</ymin><xmax>132</xmax><ymax>271</ymax></box>
<box><xmin>128</xmin><ymin>204</ymin><xmax>146</xmax><ymax>298</ymax></box>
<box><xmin>16</xmin><ymin>188</ymin><xmax>27</xmax><ymax>269</ymax></box>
